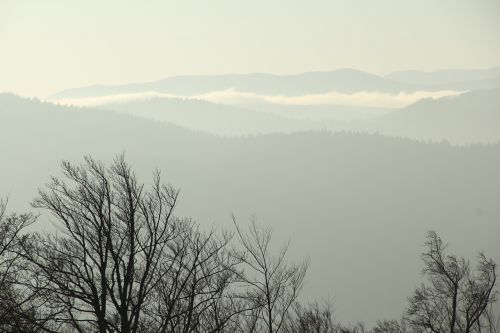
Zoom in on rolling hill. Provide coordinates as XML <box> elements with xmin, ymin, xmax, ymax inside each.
<box><xmin>51</xmin><ymin>69</ymin><xmax>418</xmax><ymax>99</ymax></box>
<box><xmin>77</xmin><ymin>88</ymin><xmax>500</xmax><ymax>144</ymax></box>
<box><xmin>356</xmin><ymin>88</ymin><xmax>500</xmax><ymax>143</ymax></box>
<box><xmin>1</xmin><ymin>93</ymin><xmax>499</xmax><ymax>324</ymax></box>
<box><xmin>51</xmin><ymin>67</ymin><xmax>500</xmax><ymax>102</ymax></box>
<box><xmin>386</xmin><ymin>66</ymin><xmax>500</xmax><ymax>90</ymax></box>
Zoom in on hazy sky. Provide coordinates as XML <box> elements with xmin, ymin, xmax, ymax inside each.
<box><xmin>1</xmin><ymin>0</ymin><xmax>499</xmax><ymax>97</ymax></box>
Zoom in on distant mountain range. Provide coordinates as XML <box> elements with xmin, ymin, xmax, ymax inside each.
<box><xmin>1</xmin><ymin>93</ymin><xmax>499</xmax><ymax>324</ymax></box>
<box><xmin>51</xmin><ymin>69</ymin><xmax>414</xmax><ymax>99</ymax></box>
<box><xmin>353</xmin><ymin>88</ymin><xmax>500</xmax><ymax>144</ymax></box>
<box><xmin>386</xmin><ymin>66</ymin><xmax>500</xmax><ymax>89</ymax></box>
<box><xmin>102</xmin><ymin>97</ymin><xmax>391</xmax><ymax>136</ymax></box>
<box><xmin>81</xmin><ymin>87</ymin><xmax>500</xmax><ymax>144</ymax></box>
<box><xmin>50</xmin><ymin>67</ymin><xmax>500</xmax><ymax>100</ymax></box>
<box><xmin>43</xmin><ymin>66</ymin><xmax>500</xmax><ymax>145</ymax></box>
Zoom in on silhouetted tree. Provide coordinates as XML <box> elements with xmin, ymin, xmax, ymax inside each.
<box><xmin>145</xmin><ymin>224</ymin><xmax>245</xmax><ymax>333</ymax></box>
<box><xmin>0</xmin><ymin>199</ymin><xmax>39</xmax><ymax>332</ymax></box>
<box><xmin>405</xmin><ymin>231</ymin><xmax>497</xmax><ymax>333</ymax></box>
<box><xmin>475</xmin><ymin>304</ymin><xmax>500</xmax><ymax>333</ymax></box>
<box><xmin>283</xmin><ymin>301</ymin><xmax>336</xmax><ymax>333</ymax></box>
<box><xmin>372</xmin><ymin>319</ymin><xmax>407</xmax><ymax>333</ymax></box>
<box><xmin>232</xmin><ymin>216</ymin><xmax>309</xmax><ymax>333</ymax></box>
<box><xmin>18</xmin><ymin>155</ymin><xmax>182</xmax><ymax>333</ymax></box>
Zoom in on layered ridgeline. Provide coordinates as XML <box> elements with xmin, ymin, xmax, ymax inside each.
<box><xmin>90</xmin><ymin>88</ymin><xmax>500</xmax><ymax>143</ymax></box>
<box><xmin>50</xmin><ymin>69</ymin><xmax>416</xmax><ymax>99</ymax></box>
<box><xmin>354</xmin><ymin>88</ymin><xmax>500</xmax><ymax>144</ymax></box>
<box><xmin>48</xmin><ymin>67</ymin><xmax>500</xmax><ymax>144</ymax></box>
<box><xmin>1</xmin><ymin>93</ymin><xmax>499</xmax><ymax>324</ymax></box>
<box><xmin>386</xmin><ymin>66</ymin><xmax>500</xmax><ymax>90</ymax></box>
<box><xmin>51</xmin><ymin>67</ymin><xmax>500</xmax><ymax>99</ymax></box>
<box><xmin>96</xmin><ymin>98</ymin><xmax>390</xmax><ymax>136</ymax></box>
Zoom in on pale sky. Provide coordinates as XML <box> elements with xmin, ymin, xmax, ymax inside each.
<box><xmin>1</xmin><ymin>0</ymin><xmax>499</xmax><ymax>97</ymax></box>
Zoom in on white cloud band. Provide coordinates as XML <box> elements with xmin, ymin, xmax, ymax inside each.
<box><xmin>51</xmin><ymin>89</ymin><xmax>463</xmax><ymax>109</ymax></box>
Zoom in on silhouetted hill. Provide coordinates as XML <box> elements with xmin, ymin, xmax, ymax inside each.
<box><xmin>356</xmin><ymin>88</ymin><xmax>500</xmax><ymax>143</ymax></box>
<box><xmin>386</xmin><ymin>66</ymin><xmax>500</xmax><ymax>90</ymax></box>
<box><xmin>51</xmin><ymin>69</ymin><xmax>417</xmax><ymax>99</ymax></box>
<box><xmin>104</xmin><ymin>97</ymin><xmax>327</xmax><ymax>136</ymax></box>
<box><xmin>51</xmin><ymin>67</ymin><xmax>500</xmax><ymax>101</ymax></box>
<box><xmin>100</xmin><ymin>89</ymin><xmax>500</xmax><ymax>144</ymax></box>
<box><xmin>103</xmin><ymin>97</ymin><xmax>389</xmax><ymax>136</ymax></box>
<box><xmin>1</xmin><ymin>93</ymin><xmax>499</xmax><ymax>324</ymax></box>
<box><xmin>237</xmin><ymin>102</ymin><xmax>390</xmax><ymax>121</ymax></box>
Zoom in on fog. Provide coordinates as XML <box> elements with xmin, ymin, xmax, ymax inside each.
<box><xmin>1</xmin><ymin>1</ymin><xmax>500</xmax><ymax>331</ymax></box>
<box><xmin>1</xmin><ymin>90</ymin><xmax>499</xmax><ymax>324</ymax></box>
<box><xmin>53</xmin><ymin>88</ymin><xmax>464</xmax><ymax>108</ymax></box>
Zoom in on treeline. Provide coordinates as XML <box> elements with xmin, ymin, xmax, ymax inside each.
<box><xmin>0</xmin><ymin>155</ymin><xmax>497</xmax><ymax>333</ymax></box>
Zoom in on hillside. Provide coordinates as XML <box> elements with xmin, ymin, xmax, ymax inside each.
<box><xmin>386</xmin><ymin>66</ymin><xmax>500</xmax><ymax>90</ymax></box>
<box><xmin>1</xmin><ymin>93</ymin><xmax>499</xmax><ymax>324</ymax></box>
<box><xmin>103</xmin><ymin>97</ymin><xmax>327</xmax><ymax>136</ymax></box>
<box><xmin>89</xmin><ymin>88</ymin><xmax>500</xmax><ymax>144</ymax></box>
<box><xmin>51</xmin><ymin>67</ymin><xmax>500</xmax><ymax>102</ymax></box>
<box><xmin>356</xmin><ymin>88</ymin><xmax>500</xmax><ymax>143</ymax></box>
<box><xmin>51</xmin><ymin>69</ymin><xmax>417</xmax><ymax>99</ymax></box>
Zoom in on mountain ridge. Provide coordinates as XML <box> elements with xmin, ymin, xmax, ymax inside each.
<box><xmin>1</xmin><ymin>93</ymin><xmax>499</xmax><ymax>324</ymax></box>
<box><xmin>50</xmin><ymin>68</ymin><xmax>418</xmax><ymax>99</ymax></box>
<box><xmin>50</xmin><ymin>66</ymin><xmax>500</xmax><ymax>100</ymax></box>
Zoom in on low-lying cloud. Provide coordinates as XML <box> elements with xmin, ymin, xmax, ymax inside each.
<box><xmin>196</xmin><ymin>89</ymin><xmax>463</xmax><ymax>108</ymax></box>
<box><xmin>51</xmin><ymin>89</ymin><xmax>463</xmax><ymax>109</ymax></box>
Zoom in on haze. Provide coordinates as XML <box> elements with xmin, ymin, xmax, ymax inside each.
<box><xmin>1</xmin><ymin>1</ymin><xmax>499</xmax><ymax>331</ymax></box>
<box><xmin>1</xmin><ymin>0</ymin><xmax>500</xmax><ymax>97</ymax></box>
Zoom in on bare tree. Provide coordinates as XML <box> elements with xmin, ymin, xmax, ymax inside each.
<box><xmin>480</xmin><ymin>304</ymin><xmax>500</xmax><ymax>333</ymax></box>
<box><xmin>146</xmin><ymin>223</ymin><xmax>245</xmax><ymax>333</ymax></box>
<box><xmin>284</xmin><ymin>301</ymin><xmax>336</xmax><ymax>333</ymax></box>
<box><xmin>232</xmin><ymin>216</ymin><xmax>309</xmax><ymax>333</ymax></box>
<box><xmin>372</xmin><ymin>319</ymin><xmax>407</xmax><ymax>333</ymax></box>
<box><xmin>0</xmin><ymin>198</ymin><xmax>38</xmax><ymax>332</ymax></box>
<box><xmin>406</xmin><ymin>231</ymin><xmax>497</xmax><ymax>333</ymax></box>
<box><xmin>18</xmin><ymin>155</ymin><xmax>182</xmax><ymax>333</ymax></box>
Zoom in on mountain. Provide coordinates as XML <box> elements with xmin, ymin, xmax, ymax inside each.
<box><xmin>102</xmin><ymin>97</ymin><xmax>325</xmax><ymax>136</ymax></box>
<box><xmin>386</xmin><ymin>66</ymin><xmax>500</xmax><ymax>90</ymax></box>
<box><xmin>356</xmin><ymin>88</ymin><xmax>500</xmax><ymax>144</ymax></box>
<box><xmin>102</xmin><ymin>97</ymin><xmax>389</xmax><ymax>136</ymax></box>
<box><xmin>94</xmin><ymin>88</ymin><xmax>500</xmax><ymax>144</ymax></box>
<box><xmin>50</xmin><ymin>69</ymin><xmax>418</xmax><ymax>99</ymax></box>
<box><xmin>50</xmin><ymin>67</ymin><xmax>500</xmax><ymax>102</ymax></box>
<box><xmin>1</xmin><ymin>93</ymin><xmax>499</xmax><ymax>323</ymax></box>
<box><xmin>237</xmin><ymin>102</ymin><xmax>390</xmax><ymax>121</ymax></box>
